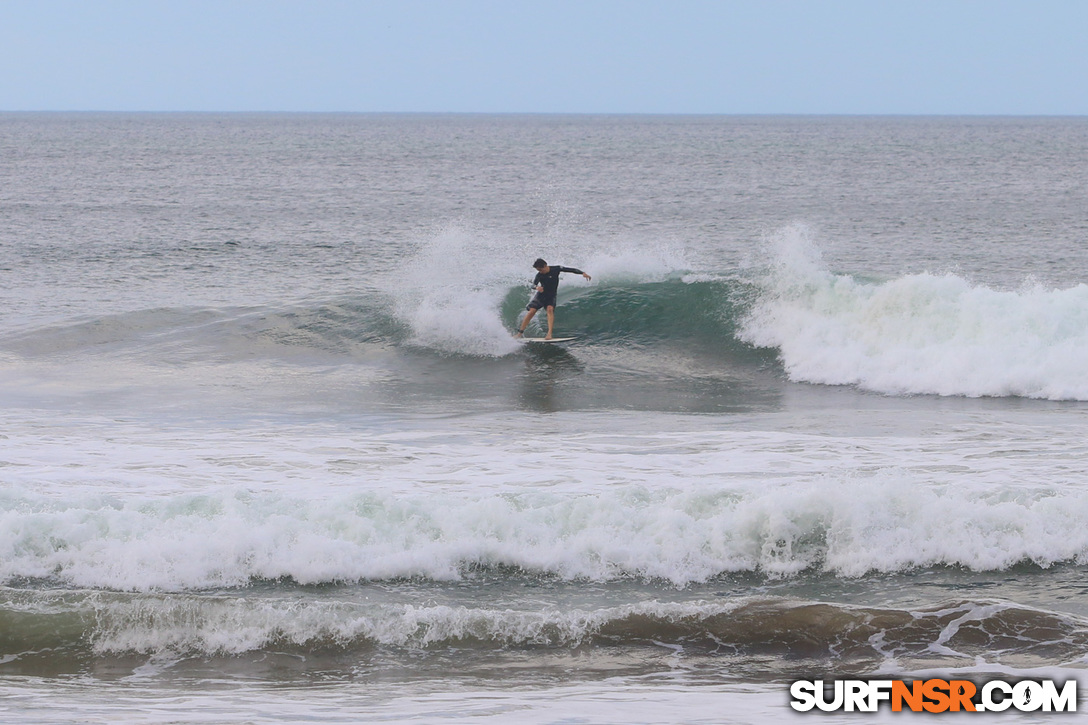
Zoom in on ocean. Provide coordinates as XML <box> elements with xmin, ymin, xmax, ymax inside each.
<box><xmin>1</xmin><ymin>113</ymin><xmax>1087</xmax><ymax>723</ymax></box>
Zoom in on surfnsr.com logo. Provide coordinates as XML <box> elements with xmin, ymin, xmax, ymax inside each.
<box><xmin>790</xmin><ymin>679</ymin><xmax>1077</xmax><ymax>713</ymax></box>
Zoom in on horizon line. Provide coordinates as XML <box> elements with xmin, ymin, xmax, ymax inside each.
<box><xmin>3</xmin><ymin>110</ymin><xmax>1086</xmax><ymax>119</ymax></box>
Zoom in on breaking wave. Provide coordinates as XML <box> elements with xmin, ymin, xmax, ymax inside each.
<box><xmin>739</xmin><ymin>225</ymin><xmax>1088</xmax><ymax>400</ymax></box>
<box><xmin>3</xmin><ymin>591</ymin><xmax>1086</xmax><ymax>673</ymax></box>
<box><xmin>3</xmin><ymin>476</ymin><xmax>1088</xmax><ymax>591</ymax></box>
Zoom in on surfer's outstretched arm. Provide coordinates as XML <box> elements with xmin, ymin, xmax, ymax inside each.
<box><xmin>557</xmin><ymin>266</ymin><xmax>591</xmax><ymax>281</ymax></box>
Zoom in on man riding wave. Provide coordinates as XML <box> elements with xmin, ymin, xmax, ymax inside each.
<box><xmin>515</xmin><ymin>258</ymin><xmax>592</xmax><ymax>340</ymax></box>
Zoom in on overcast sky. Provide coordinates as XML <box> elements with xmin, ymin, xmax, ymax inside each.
<box><xmin>2</xmin><ymin>0</ymin><xmax>1086</xmax><ymax>114</ymax></box>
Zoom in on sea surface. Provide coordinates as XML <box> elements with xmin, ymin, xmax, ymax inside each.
<box><xmin>2</xmin><ymin>113</ymin><xmax>1088</xmax><ymax>723</ymax></box>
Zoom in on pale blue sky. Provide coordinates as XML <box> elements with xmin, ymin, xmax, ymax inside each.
<box><xmin>2</xmin><ymin>0</ymin><xmax>1086</xmax><ymax>114</ymax></box>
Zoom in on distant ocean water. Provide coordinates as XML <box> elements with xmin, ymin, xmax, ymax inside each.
<box><xmin>2</xmin><ymin>113</ymin><xmax>1088</xmax><ymax>723</ymax></box>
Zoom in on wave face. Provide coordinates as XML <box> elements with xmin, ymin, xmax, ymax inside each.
<box><xmin>739</xmin><ymin>226</ymin><xmax>1088</xmax><ymax>400</ymax></box>
<box><xmin>0</xmin><ymin>280</ymin><xmax>753</xmax><ymax>364</ymax></box>
<box><xmin>0</xmin><ymin>301</ymin><xmax>408</xmax><ymax>362</ymax></box>
<box><xmin>3</xmin><ymin>591</ymin><xmax>1086</xmax><ymax>675</ymax></box>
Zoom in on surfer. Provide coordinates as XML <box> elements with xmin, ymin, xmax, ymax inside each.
<box><xmin>515</xmin><ymin>258</ymin><xmax>591</xmax><ymax>340</ymax></box>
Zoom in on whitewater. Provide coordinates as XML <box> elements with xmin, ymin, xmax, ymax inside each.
<box><xmin>739</xmin><ymin>227</ymin><xmax>1088</xmax><ymax>400</ymax></box>
<box><xmin>2</xmin><ymin>113</ymin><xmax>1088</xmax><ymax>723</ymax></box>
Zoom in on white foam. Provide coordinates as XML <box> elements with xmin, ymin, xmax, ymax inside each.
<box><xmin>5</xmin><ymin>408</ymin><xmax>1088</xmax><ymax>591</ymax></box>
<box><xmin>4</xmin><ymin>458</ymin><xmax>1088</xmax><ymax>590</ymax></box>
<box><xmin>740</xmin><ymin>224</ymin><xmax>1088</xmax><ymax>399</ymax></box>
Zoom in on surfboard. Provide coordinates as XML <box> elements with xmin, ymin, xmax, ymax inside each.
<box><xmin>518</xmin><ymin>337</ymin><xmax>576</xmax><ymax>344</ymax></box>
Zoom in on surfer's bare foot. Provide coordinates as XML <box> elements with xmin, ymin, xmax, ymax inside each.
<box><xmin>514</xmin><ymin>331</ymin><xmax>523</xmax><ymax>338</ymax></box>
<box><xmin>545</xmin><ymin>335</ymin><xmax>552</xmax><ymax>340</ymax></box>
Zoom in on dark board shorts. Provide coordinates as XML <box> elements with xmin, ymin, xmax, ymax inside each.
<box><xmin>526</xmin><ymin>293</ymin><xmax>557</xmax><ymax>311</ymax></box>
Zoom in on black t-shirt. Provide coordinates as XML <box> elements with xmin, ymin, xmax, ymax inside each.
<box><xmin>532</xmin><ymin>266</ymin><xmax>583</xmax><ymax>297</ymax></box>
